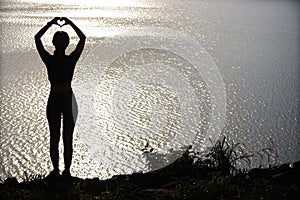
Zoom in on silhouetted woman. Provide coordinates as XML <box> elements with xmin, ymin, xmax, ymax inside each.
<box><xmin>35</xmin><ymin>17</ymin><xmax>85</xmax><ymax>179</ymax></box>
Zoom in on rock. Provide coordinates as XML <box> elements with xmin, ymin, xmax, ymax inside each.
<box><xmin>292</xmin><ymin>161</ymin><xmax>300</xmax><ymax>169</ymax></box>
<box><xmin>81</xmin><ymin>178</ymin><xmax>105</xmax><ymax>195</ymax></box>
<box><xmin>4</xmin><ymin>177</ymin><xmax>18</xmax><ymax>186</ymax></box>
<box><xmin>141</xmin><ymin>188</ymin><xmax>176</xmax><ymax>198</ymax></box>
<box><xmin>275</xmin><ymin>163</ymin><xmax>291</xmax><ymax>173</ymax></box>
<box><xmin>131</xmin><ymin>173</ymin><xmax>166</xmax><ymax>188</ymax></box>
<box><xmin>161</xmin><ymin>181</ymin><xmax>178</xmax><ymax>189</ymax></box>
<box><xmin>248</xmin><ymin>168</ymin><xmax>272</xmax><ymax>179</ymax></box>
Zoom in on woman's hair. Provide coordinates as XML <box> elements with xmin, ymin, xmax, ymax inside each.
<box><xmin>52</xmin><ymin>31</ymin><xmax>70</xmax><ymax>50</ymax></box>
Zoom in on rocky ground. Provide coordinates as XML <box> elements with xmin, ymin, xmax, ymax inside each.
<box><xmin>1</xmin><ymin>138</ymin><xmax>299</xmax><ymax>199</ymax></box>
<box><xmin>1</xmin><ymin>160</ymin><xmax>299</xmax><ymax>199</ymax></box>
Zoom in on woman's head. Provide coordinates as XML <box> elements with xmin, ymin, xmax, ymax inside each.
<box><xmin>52</xmin><ymin>31</ymin><xmax>69</xmax><ymax>51</ymax></box>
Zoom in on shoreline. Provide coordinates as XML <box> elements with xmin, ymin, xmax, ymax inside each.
<box><xmin>1</xmin><ymin>154</ymin><xmax>299</xmax><ymax>199</ymax></box>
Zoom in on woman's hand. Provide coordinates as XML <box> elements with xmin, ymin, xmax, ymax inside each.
<box><xmin>49</xmin><ymin>17</ymin><xmax>60</xmax><ymax>26</ymax></box>
<box><xmin>61</xmin><ymin>17</ymin><xmax>73</xmax><ymax>26</ymax></box>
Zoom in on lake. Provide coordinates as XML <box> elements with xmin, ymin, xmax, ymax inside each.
<box><xmin>0</xmin><ymin>0</ymin><xmax>299</xmax><ymax>182</ymax></box>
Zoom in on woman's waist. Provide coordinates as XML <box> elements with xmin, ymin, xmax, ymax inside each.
<box><xmin>50</xmin><ymin>83</ymin><xmax>72</xmax><ymax>93</ymax></box>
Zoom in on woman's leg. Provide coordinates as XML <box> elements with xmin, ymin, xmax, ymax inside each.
<box><xmin>62</xmin><ymin>92</ymin><xmax>78</xmax><ymax>173</ymax></box>
<box><xmin>47</xmin><ymin>94</ymin><xmax>61</xmax><ymax>172</ymax></box>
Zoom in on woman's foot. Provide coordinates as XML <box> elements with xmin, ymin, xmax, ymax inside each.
<box><xmin>61</xmin><ymin>170</ymin><xmax>72</xmax><ymax>182</ymax></box>
<box><xmin>46</xmin><ymin>169</ymin><xmax>60</xmax><ymax>182</ymax></box>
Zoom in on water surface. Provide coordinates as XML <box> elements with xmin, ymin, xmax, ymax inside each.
<box><xmin>0</xmin><ymin>0</ymin><xmax>299</xmax><ymax>182</ymax></box>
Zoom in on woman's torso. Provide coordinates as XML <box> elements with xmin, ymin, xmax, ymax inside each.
<box><xmin>45</xmin><ymin>54</ymin><xmax>76</xmax><ymax>93</ymax></box>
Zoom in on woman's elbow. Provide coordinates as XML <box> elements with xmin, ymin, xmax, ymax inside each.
<box><xmin>80</xmin><ymin>35</ymin><xmax>86</xmax><ymax>44</ymax></box>
<box><xmin>34</xmin><ymin>34</ymin><xmax>41</xmax><ymax>41</ymax></box>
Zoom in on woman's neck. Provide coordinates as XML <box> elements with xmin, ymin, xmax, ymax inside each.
<box><xmin>54</xmin><ymin>50</ymin><xmax>65</xmax><ymax>55</ymax></box>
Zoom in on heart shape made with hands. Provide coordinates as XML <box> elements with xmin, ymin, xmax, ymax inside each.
<box><xmin>57</xmin><ymin>18</ymin><xmax>66</xmax><ymax>27</ymax></box>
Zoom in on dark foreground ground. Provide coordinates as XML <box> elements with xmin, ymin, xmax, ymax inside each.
<box><xmin>1</xmin><ymin>137</ymin><xmax>300</xmax><ymax>199</ymax></box>
<box><xmin>1</xmin><ymin>159</ymin><xmax>299</xmax><ymax>200</ymax></box>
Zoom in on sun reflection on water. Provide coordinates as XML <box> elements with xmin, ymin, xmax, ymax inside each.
<box><xmin>27</xmin><ymin>9</ymin><xmax>137</xmax><ymax>18</ymax></box>
<box><xmin>21</xmin><ymin>0</ymin><xmax>146</xmax><ymax>7</ymax></box>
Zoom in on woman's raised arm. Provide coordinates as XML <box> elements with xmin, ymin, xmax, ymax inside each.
<box><xmin>35</xmin><ymin>17</ymin><xmax>59</xmax><ymax>61</ymax></box>
<box><xmin>62</xmin><ymin>17</ymin><xmax>86</xmax><ymax>60</ymax></box>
